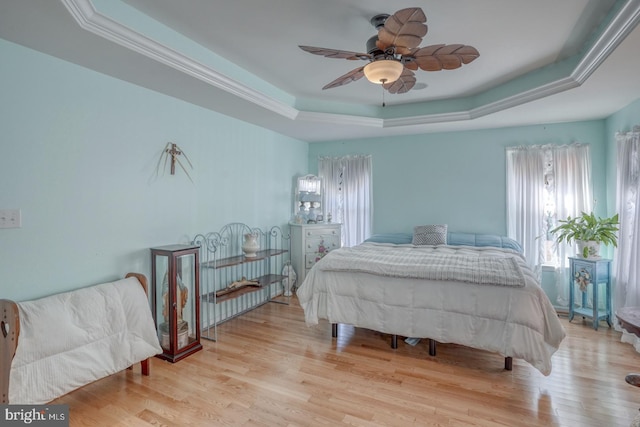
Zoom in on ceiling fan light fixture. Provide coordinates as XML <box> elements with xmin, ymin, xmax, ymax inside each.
<box><xmin>363</xmin><ymin>60</ymin><xmax>403</xmax><ymax>84</ymax></box>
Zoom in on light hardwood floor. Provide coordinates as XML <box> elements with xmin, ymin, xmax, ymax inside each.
<box><xmin>53</xmin><ymin>296</ymin><xmax>640</xmax><ymax>426</ymax></box>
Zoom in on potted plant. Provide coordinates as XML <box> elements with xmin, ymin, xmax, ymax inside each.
<box><xmin>549</xmin><ymin>211</ymin><xmax>619</xmax><ymax>258</ymax></box>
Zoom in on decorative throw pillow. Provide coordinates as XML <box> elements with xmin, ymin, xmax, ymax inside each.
<box><xmin>412</xmin><ymin>224</ymin><xmax>448</xmax><ymax>245</ymax></box>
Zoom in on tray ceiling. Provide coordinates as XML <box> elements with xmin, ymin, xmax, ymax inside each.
<box><xmin>1</xmin><ymin>0</ymin><xmax>640</xmax><ymax>142</ymax></box>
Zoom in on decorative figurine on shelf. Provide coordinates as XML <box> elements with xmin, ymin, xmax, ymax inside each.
<box><xmin>216</xmin><ymin>276</ymin><xmax>260</xmax><ymax>297</ymax></box>
<box><xmin>161</xmin><ymin>272</ymin><xmax>188</xmax><ymax>323</ymax></box>
<box><xmin>242</xmin><ymin>232</ymin><xmax>260</xmax><ymax>257</ymax></box>
<box><xmin>282</xmin><ymin>263</ymin><xmax>297</xmax><ymax>297</ymax></box>
<box><xmin>160</xmin><ymin>272</ymin><xmax>189</xmax><ymax>350</ymax></box>
<box><xmin>307</xmin><ymin>201</ymin><xmax>318</xmax><ymax>223</ymax></box>
<box><xmin>297</xmin><ymin>200</ymin><xmax>307</xmax><ymax>224</ymax></box>
<box><xmin>298</xmin><ymin>188</ymin><xmax>322</xmax><ymax>224</ymax></box>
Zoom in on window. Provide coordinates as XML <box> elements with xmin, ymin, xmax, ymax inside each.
<box><xmin>318</xmin><ymin>155</ymin><xmax>372</xmax><ymax>247</ymax></box>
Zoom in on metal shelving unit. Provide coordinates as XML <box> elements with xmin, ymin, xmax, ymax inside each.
<box><xmin>192</xmin><ymin>223</ymin><xmax>291</xmax><ymax>341</ymax></box>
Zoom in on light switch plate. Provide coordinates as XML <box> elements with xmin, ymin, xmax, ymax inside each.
<box><xmin>0</xmin><ymin>209</ymin><xmax>21</xmax><ymax>228</ymax></box>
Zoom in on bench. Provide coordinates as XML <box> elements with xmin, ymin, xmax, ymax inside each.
<box><xmin>616</xmin><ymin>307</ymin><xmax>640</xmax><ymax>386</ymax></box>
<box><xmin>1</xmin><ymin>273</ymin><xmax>162</xmax><ymax>404</ymax></box>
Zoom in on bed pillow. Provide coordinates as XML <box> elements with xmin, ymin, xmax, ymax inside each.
<box><xmin>412</xmin><ymin>224</ymin><xmax>448</xmax><ymax>245</ymax></box>
<box><xmin>364</xmin><ymin>233</ymin><xmax>413</xmax><ymax>244</ymax></box>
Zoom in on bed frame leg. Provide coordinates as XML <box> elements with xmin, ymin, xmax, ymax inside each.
<box><xmin>127</xmin><ymin>359</ymin><xmax>150</xmax><ymax>375</ymax></box>
<box><xmin>332</xmin><ymin>323</ymin><xmax>338</xmax><ymax>338</ymax></box>
<box><xmin>428</xmin><ymin>339</ymin><xmax>436</xmax><ymax>356</ymax></box>
<box><xmin>391</xmin><ymin>335</ymin><xmax>398</xmax><ymax>349</ymax></box>
<box><xmin>505</xmin><ymin>357</ymin><xmax>513</xmax><ymax>371</ymax></box>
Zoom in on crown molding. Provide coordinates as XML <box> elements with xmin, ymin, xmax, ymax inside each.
<box><xmin>385</xmin><ymin>111</ymin><xmax>473</xmax><ymax>128</ymax></box>
<box><xmin>60</xmin><ymin>0</ymin><xmax>640</xmax><ymax>133</ymax></box>
<box><xmin>573</xmin><ymin>0</ymin><xmax>640</xmax><ymax>83</ymax></box>
<box><xmin>468</xmin><ymin>77</ymin><xmax>581</xmax><ymax>121</ymax></box>
<box><xmin>387</xmin><ymin>0</ymin><xmax>640</xmax><ymax>129</ymax></box>
<box><xmin>60</xmin><ymin>0</ymin><xmax>299</xmax><ymax>120</ymax></box>
<box><xmin>384</xmin><ymin>77</ymin><xmax>580</xmax><ymax>128</ymax></box>
<box><xmin>296</xmin><ymin>111</ymin><xmax>382</xmax><ymax>127</ymax></box>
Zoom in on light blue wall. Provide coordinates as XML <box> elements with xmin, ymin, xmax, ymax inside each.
<box><xmin>0</xmin><ymin>39</ymin><xmax>308</xmax><ymax>301</ymax></box>
<box><xmin>309</xmin><ymin>121</ymin><xmax>608</xmax><ymax>235</ymax></box>
<box><xmin>2</xmin><ymin>34</ymin><xmax>635</xmax><ymax>304</ymax></box>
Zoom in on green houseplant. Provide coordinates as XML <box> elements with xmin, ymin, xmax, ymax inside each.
<box><xmin>549</xmin><ymin>212</ymin><xmax>619</xmax><ymax>258</ymax></box>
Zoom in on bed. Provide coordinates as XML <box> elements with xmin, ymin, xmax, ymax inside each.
<box><xmin>296</xmin><ymin>230</ymin><xmax>566</xmax><ymax>375</ymax></box>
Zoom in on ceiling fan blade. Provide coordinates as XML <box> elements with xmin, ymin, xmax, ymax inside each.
<box><xmin>322</xmin><ymin>66</ymin><xmax>365</xmax><ymax>90</ymax></box>
<box><xmin>299</xmin><ymin>45</ymin><xmax>371</xmax><ymax>60</ymax></box>
<box><xmin>454</xmin><ymin>45</ymin><xmax>481</xmax><ymax>64</ymax></box>
<box><xmin>383</xmin><ymin>69</ymin><xmax>416</xmax><ymax>94</ymax></box>
<box><xmin>403</xmin><ymin>61</ymin><xmax>419</xmax><ymax>71</ymax></box>
<box><xmin>377</xmin><ymin>7</ymin><xmax>427</xmax><ymax>52</ymax></box>
<box><xmin>410</xmin><ymin>44</ymin><xmax>480</xmax><ymax>71</ymax></box>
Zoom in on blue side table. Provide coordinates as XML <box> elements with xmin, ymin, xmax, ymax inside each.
<box><xmin>568</xmin><ymin>257</ymin><xmax>612</xmax><ymax>330</ymax></box>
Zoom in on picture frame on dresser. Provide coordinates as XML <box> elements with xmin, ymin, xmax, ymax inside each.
<box><xmin>290</xmin><ymin>222</ymin><xmax>341</xmax><ymax>286</ymax></box>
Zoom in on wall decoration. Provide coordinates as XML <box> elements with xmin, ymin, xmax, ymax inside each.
<box><xmin>156</xmin><ymin>142</ymin><xmax>194</xmax><ymax>182</ymax></box>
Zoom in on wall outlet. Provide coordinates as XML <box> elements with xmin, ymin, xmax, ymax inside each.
<box><xmin>0</xmin><ymin>209</ymin><xmax>21</xmax><ymax>228</ymax></box>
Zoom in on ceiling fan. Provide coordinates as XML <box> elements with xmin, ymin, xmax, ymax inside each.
<box><xmin>299</xmin><ymin>7</ymin><xmax>479</xmax><ymax>95</ymax></box>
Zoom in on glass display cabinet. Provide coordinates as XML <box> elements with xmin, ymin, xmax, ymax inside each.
<box><xmin>293</xmin><ymin>174</ymin><xmax>323</xmax><ymax>224</ymax></box>
<box><xmin>151</xmin><ymin>244</ymin><xmax>202</xmax><ymax>362</ymax></box>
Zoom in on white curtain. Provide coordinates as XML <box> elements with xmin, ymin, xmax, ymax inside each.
<box><xmin>551</xmin><ymin>144</ymin><xmax>592</xmax><ymax>306</ymax></box>
<box><xmin>615</xmin><ymin>126</ymin><xmax>640</xmax><ymax>314</ymax></box>
<box><xmin>506</xmin><ymin>146</ymin><xmax>545</xmax><ymax>276</ymax></box>
<box><xmin>318</xmin><ymin>155</ymin><xmax>373</xmax><ymax>247</ymax></box>
<box><xmin>506</xmin><ymin>144</ymin><xmax>592</xmax><ymax>306</ymax></box>
<box><xmin>615</xmin><ymin>126</ymin><xmax>640</xmax><ymax>351</ymax></box>
<box><xmin>318</xmin><ymin>158</ymin><xmax>342</xmax><ymax>228</ymax></box>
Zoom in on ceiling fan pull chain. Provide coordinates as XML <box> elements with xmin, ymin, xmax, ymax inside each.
<box><xmin>381</xmin><ymin>79</ymin><xmax>387</xmax><ymax>107</ymax></box>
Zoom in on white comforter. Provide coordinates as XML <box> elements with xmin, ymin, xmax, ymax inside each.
<box><xmin>9</xmin><ymin>277</ymin><xmax>162</xmax><ymax>404</ymax></box>
<box><xmin>297</xmin><ymin>243</ymin><xmax>566</xmax><ymax>375</ymax></box>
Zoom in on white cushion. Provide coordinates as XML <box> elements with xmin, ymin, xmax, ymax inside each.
<box><xmin>412</xmin><ymin>224</ymin><xmax>448</xmax><ymax>245</ymax></box>
<box><xmin>9</xmin><ymin>277</ymin><xmax>162</xmax><ymax>404</ymax></box>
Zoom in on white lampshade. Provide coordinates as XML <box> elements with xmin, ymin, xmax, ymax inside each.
<box><xmin>363</xmin><ymin>60</ymin><xmax>403</xmax><ymax>84</ymax></box>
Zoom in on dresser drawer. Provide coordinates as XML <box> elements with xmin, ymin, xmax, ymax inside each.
<box><xmin>305</xmin><ymin>253</ymin><xmax>321</xmax><ymax>268</ymax></box>
<box><xmin>305</xmin><ymin>236</ymin><xmax>340</xmax><ymax>252</ymax></box>
<box><xmin>571</xmin><ymin>259</ymin><xmax>609</xmax><ymax>282</ymax></box>
<box><xmin>304</xmin><ymin>227</ymin><xmax>340</xmax><ymax>238</ymax></box>
<box><xmin>304</xmin><ymin>236</ymin><xmax>340</xmax><ymax>268</ymax></box>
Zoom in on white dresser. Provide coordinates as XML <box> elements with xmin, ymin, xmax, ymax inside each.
<box><xmin>290</xmin><ymin>223</ymin><xmax>341</xmax><ymax>286</ymax></box>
